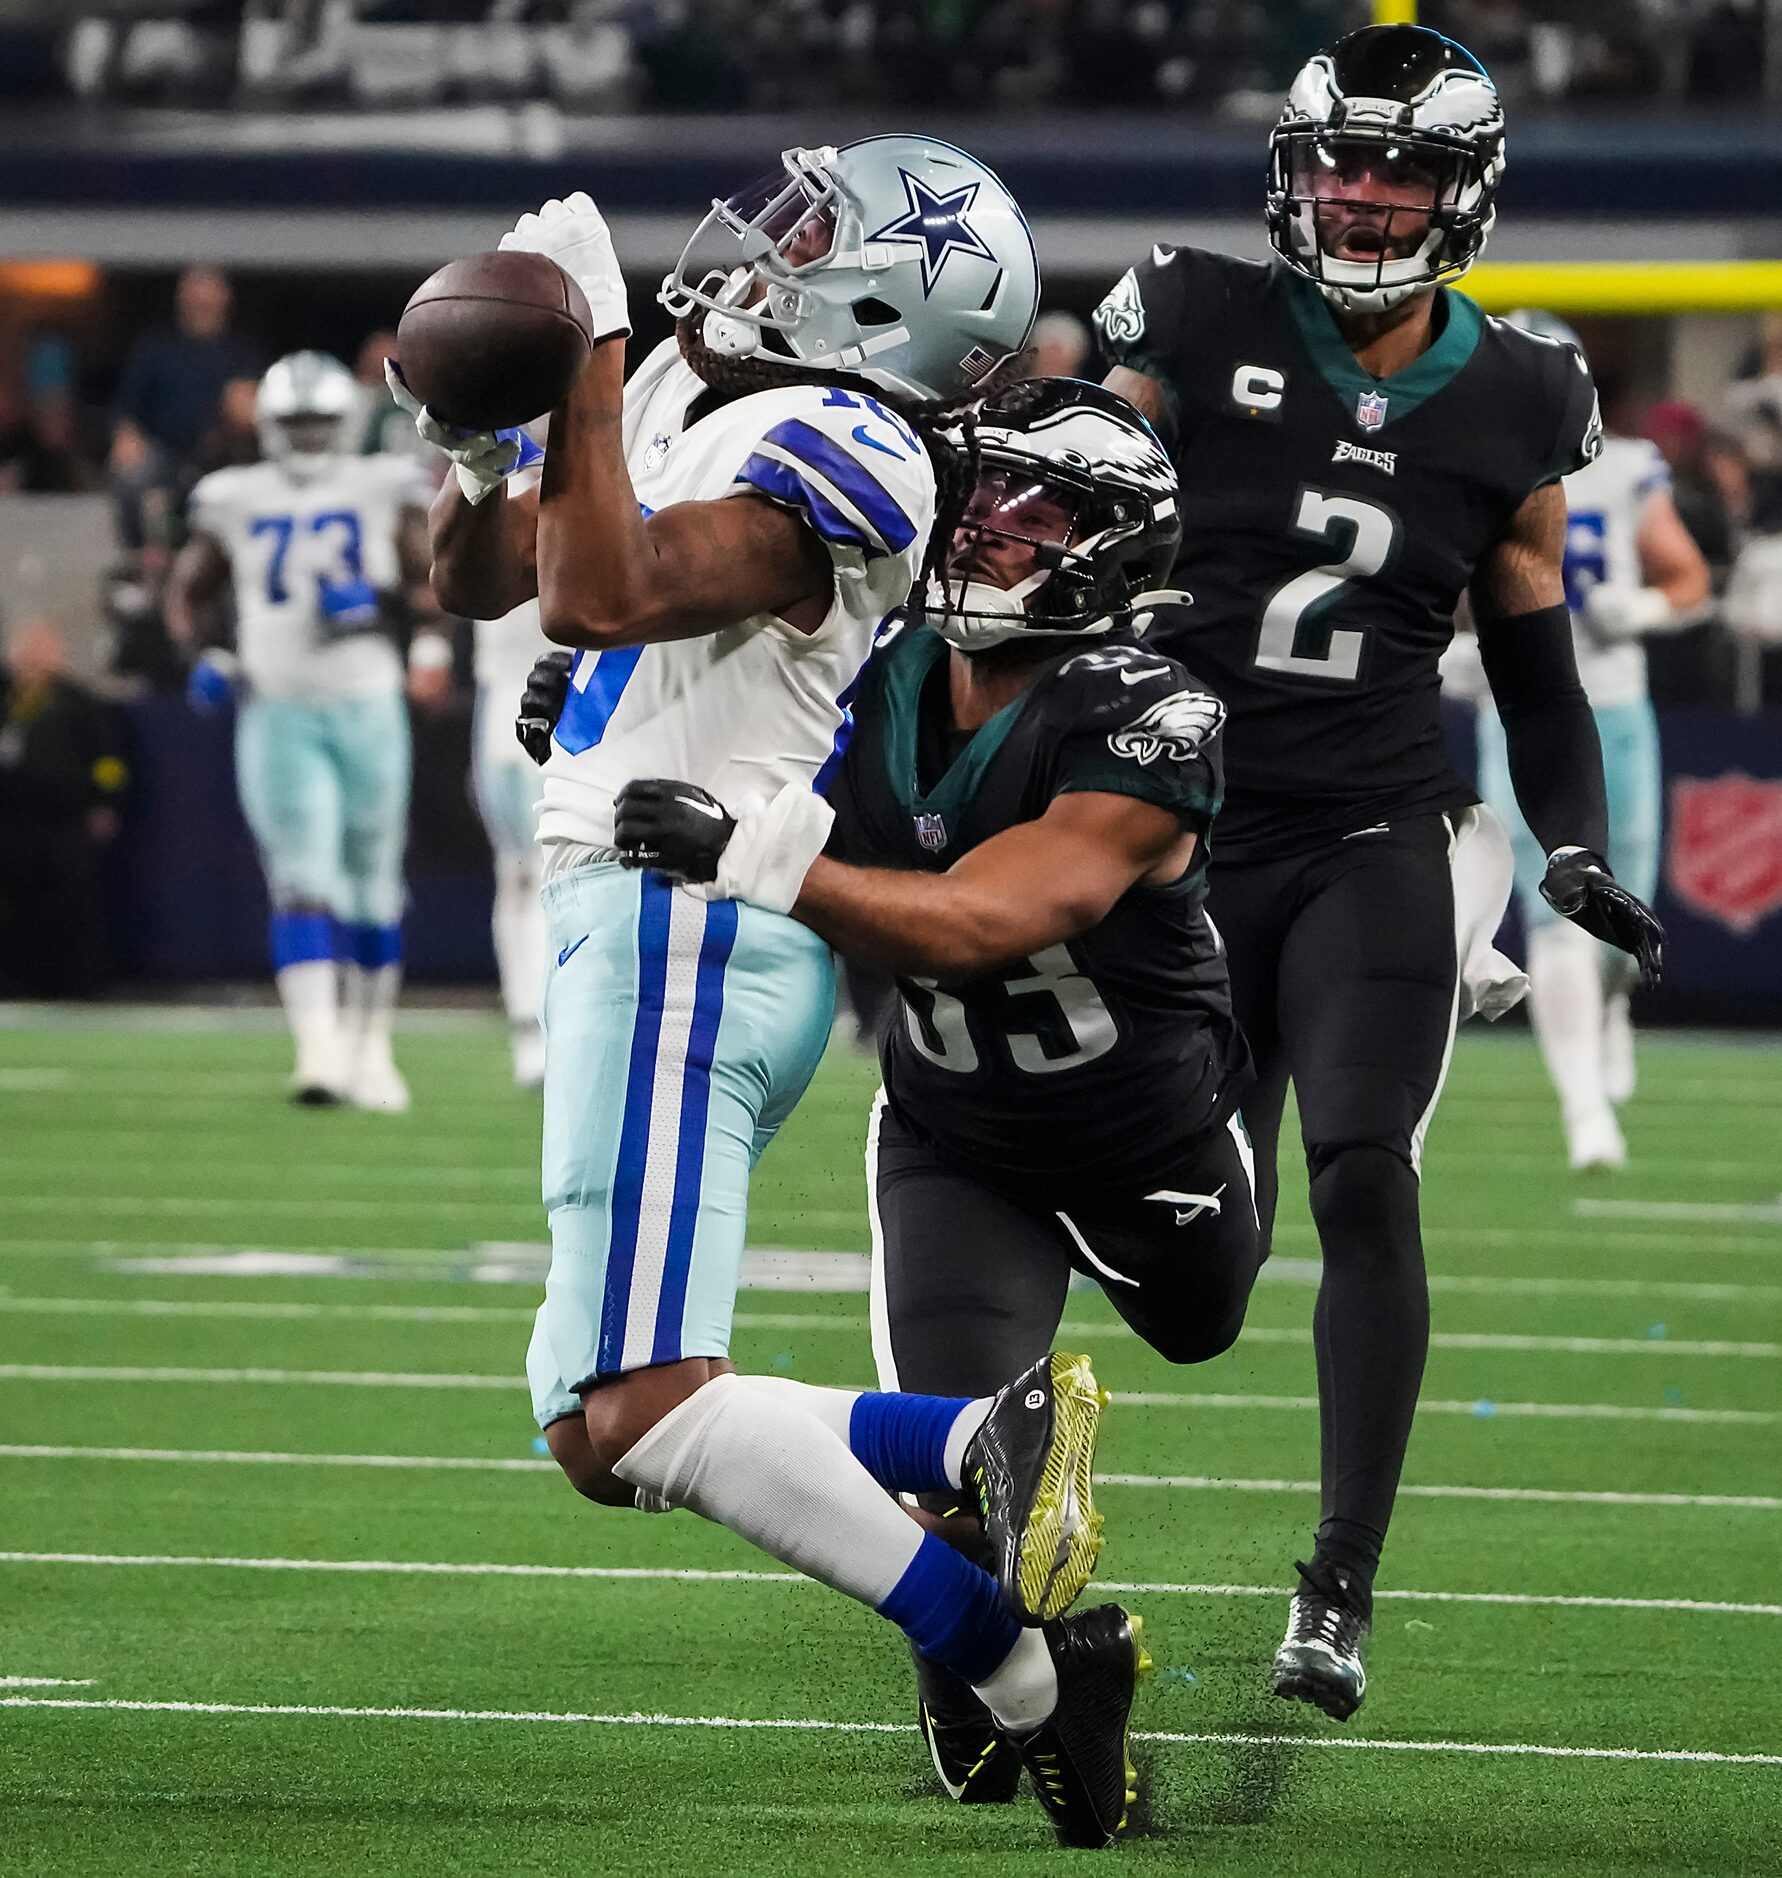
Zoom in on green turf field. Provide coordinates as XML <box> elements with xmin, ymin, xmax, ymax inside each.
<box><xmin>1</xmin><ymin>1010</ymin><xmax>1779</xmax><ymax>1875</ymax></box>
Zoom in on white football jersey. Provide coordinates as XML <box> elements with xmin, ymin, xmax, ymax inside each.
<box><xmin>1561</xmin><ymin>435</ymin><xmax>1671</xmax><ymax>709</ymax></box>
<box><xmin>189</xmin><ymin>453</ymin><xmax>431</xmax><ymax>703</ymax></box>
<box><xmin>536</xmin><ymin>338</ymin><xmax>937</xmax><ymax>849</ymax></box>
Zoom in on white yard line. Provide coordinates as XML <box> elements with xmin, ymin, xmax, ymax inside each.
<box><xmin>5</xmin><ymin>1551</ymin><xmax>1778</xmax><ymax>1618</ymax></box>
<box><xmin>1</xmin><ymin>1694</ymin><xmax>1776</xmax><ymax>1768</ymax></box>
<box><xmin>1111</xmin><ymin>1393</ymin><xmax>1779</xmax><ymax>1426</ymax></box>
<box><xmin>0</xmin><ymin>1676</ymin><xmax>93</xmax><ymax>1688</ymax></box>
<box><xmin>0</xmin><ymin>1296</ymin><xmax>537</xmax><ymax>1324</ymax></box>
<box><xmin>2</xmin><ymin>1444</ymin><xmax>1775</xmax><ymax>1508</ymax></box>
<box><xmin>1575</xmin><ymin>1199</ymin><xmax>1782</xmax><ymax>1227</ymax></box>
<box><xmin>0</xmin><ymin>1362</ymin><xmax>1766</xmax><ymax>1428</ymax></box>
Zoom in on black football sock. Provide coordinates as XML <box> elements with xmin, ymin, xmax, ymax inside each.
<box><xmin>1304</xmin><ymin>1143</ymin><xmax>1430</xmax><ymax>1615</ymax></box>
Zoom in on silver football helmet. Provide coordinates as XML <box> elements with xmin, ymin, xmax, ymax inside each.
<box><xmin>1268</xmin><ymin>25</ymin><xmax>1506</xmax><ymax>315</ymax></box>
<box><xmin>256</xmin><ymin>351</ymin><xmax>357</xmax><ymax>474</ymax></box>
<box><xmin>660</xmin><ymin>135</ymin><xmax>1039</xmax><ymax>407</ymax></box>
<box><xmin>928</xmin><ymin>378</ymin><xmax>1183</xmax><ymax>654</ymax></box>
<box><xmin>1504</xmin><ymin>306</ymin><xmax>1584</xmax><ymax>352</ymax></box>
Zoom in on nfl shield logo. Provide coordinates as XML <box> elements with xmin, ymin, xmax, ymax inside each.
<box><xmin>1667</xmin><ymin>773</ymin><xmax>1782</xmax><ymax>935</ymax></box>
<box><xmin>914</xmin><ymin>812</ymin><xmax>948</xmax><ymax>853</ymax></box>
<box><xmin>1356</xmin><ymin>390</ymin><xmax>1388</xmax><ymax>431</ymax></box>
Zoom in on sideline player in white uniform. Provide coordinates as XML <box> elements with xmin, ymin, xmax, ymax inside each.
<box><xmin>402</xmin><ymin>144</ymin><xmax>1152</xmax><ymax>1847</ymax></box>
<box><xmin>167</xmin><ymin>351</ymin><xmax>439</xmax><ymax>1110</ymax></box>
<box><xmin>472</xmin><ymin>595</ymin><xmax>552</xmax><ymax>1087</ymax></box>
<box><xmin>1450</xmin><ymin>311</ymin><xmax>1709</xmax><ymax>1168</ymax></box>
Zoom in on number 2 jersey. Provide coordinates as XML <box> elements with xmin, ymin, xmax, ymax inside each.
<box><xmin>188</xmin><ymin>453</ymin><xmax>431</xmax><ymax>704</ymax></box>
<box><xmin>1095</xmin><ymin>246</ymin><xmax>1602</xmax><ymax>860</ymax></box>
<box><xmin>827</xmin><ymin>625</ymin><xmax>1252</xmax><ymax>1192</ymax></box>
<box><xmin>537</xmin><ymin>337</ymin><xmax>937</xmax><ymax>851</ymax></box>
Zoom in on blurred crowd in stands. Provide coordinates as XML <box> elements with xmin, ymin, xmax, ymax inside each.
<box><xmin>0</xmin><ymin>2</ymin><xmax>1767</xmax><ymax>114</ymax></box>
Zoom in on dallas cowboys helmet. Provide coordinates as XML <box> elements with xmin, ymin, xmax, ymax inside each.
<box><xmin>1267</xmin><ymin>24</ymin><xmax>1505</xmax><ymax>315</ymax></box>
<box><xmin>660</xmin><ymin>135</ymin><xmax>1039</xmax><ymax>407</ymax></box>
<box><xmin>256</xmin><ymin>351</ymin><xmax>357</xmax><ymax>473</ymax></box>
<box><xmin>928</xmin><ymin>378</ymin><xmax>1183</xmax><ymax>654</ymax></box>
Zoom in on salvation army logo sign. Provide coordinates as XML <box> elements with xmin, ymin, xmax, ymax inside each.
<box><xmin>1667</xmin><ymin>773</ymin><xmax>1782</xmax><ymax>935</ymax></box>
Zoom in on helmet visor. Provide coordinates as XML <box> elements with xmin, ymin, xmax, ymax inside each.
<box><xmin>719</xmin><ymin>165</ymin><xmax>839</xmax><ymax>272</ymax></box>
<box><xmin>273</xmin><ymin>414</ymin><xmax>344</xmax><ymax>456</ymax></box>
<box><xmin>945</xmin><ymin>467</ymin><xmax>1083</xmax><ymax>593</ymax></box>
<box><xmin>1287</xmin><ymin>135</ymin><xmax>1445</xmax><ymax>266</ymax></box>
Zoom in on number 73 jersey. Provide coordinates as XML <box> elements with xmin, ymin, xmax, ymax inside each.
<box><xmin>1096</xmin><ymin>245</ymin><xmax>1601</xmax><ymax>860</ymax></box>
<box><xmin>828</xmin><ymin>625</ymin><xmax>1252</xmax><ymax>1192</ymax></box>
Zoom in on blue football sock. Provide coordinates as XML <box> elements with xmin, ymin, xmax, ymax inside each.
<box><xmin>340</xmin><ymin>920</ymin><xmax>403</xmax><ymax>971</ymax></box>
<box><xmin>270</xmin><ymin>909</ymin><xmax>334</xmax><ymax>971</ymax></box>
<box><xmin>847</xmin><ymin>1390</ymin><xmax>975</xmax><ymax>1495</ymax></box>
<box><xmin>879</xmin><ymin>1532</ymin><xmax>1021</xmax><ymax>1686</ymax></box>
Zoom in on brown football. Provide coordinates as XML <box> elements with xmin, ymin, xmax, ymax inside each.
<box><xmin>396</xmin><ymin>249</ymin><xmax>594</xmax><ymax>431</ymax></box>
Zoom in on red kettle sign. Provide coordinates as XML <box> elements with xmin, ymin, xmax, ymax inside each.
<box><xmin>1667</xmin><ymin>774</ymin><xmax>1782</xmax><ymax>935</ymax></box>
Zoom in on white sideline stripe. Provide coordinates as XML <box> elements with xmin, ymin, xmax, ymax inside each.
<box><xmin>2</xmin><ymin>1695</ymin><xmax>1778</xmax><ymax>1767</ymax></box>
<box><xmin>0</xmin><ymin>1676</ymin><xmax>93</xmax><ymax>1688</ymax></box>
<box><xmin>1111</xmin><ymin>1392</ymin><xmax>1780</xmax><ymax>1426</ymax></box>
<box><xmin>1101</xmin><ymin>1474</ymin><xmax>1782</xmax><ymax>1509</ymax></box>
<box><xmin>6</xmin><ymin>1552</ymin><xmax>1780</xmax><ymax>1618</ymax></box>
<box><xmin>1239</xmin><ymin>1328</ymin><xmax>1781</xmax><ymax>1358</ymax></box>
<box><xmin>4</xmin><ymin>1365</ymin><xmax>1774</xmax><ymax>1416</ymax></box>
<box><xmin>0</xmin><ymin>1296</ymin><xmax>536</xmax><ymax>1324</ymax></box>
<box><xmin>3</xmin><ymin>1445</ymin><xmax>1776</xmax><ymax>1508</ymax></box>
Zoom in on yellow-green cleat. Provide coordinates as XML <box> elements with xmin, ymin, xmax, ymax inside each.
<box><xmin>964</xmin><ymin>1351</ymin><xmax>1108</xmax><ymax>1625</ymax></box>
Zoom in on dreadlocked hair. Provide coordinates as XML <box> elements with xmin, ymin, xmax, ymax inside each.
<box><xmin>674</xmin><ymin>312</ymin><xmax>1024</xmax><ymax>598</ymax></box>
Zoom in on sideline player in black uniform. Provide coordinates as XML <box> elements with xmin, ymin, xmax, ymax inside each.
<box><xmin>1095</xmin><ymin>24</ymin><xmax>1665</xmax><ymax>1720</ymax></box>
<box><xmin>609</xmin><ymin>381</ymin><xmax>1261</xmax><ymax>1828</ymax></box>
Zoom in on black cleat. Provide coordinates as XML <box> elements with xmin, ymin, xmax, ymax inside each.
<box><xmin>963</xmin><ymin>1352</ymin><xmax>1106</xmax><ymax>1624</ymax></box>
<box><xmin>912</xmin><ymin>1646</ymin><xmax>1020</xmax><ymax>1804</ymax></box>
<box><xmin>1272</xmin><ymin>1557</ymin><xmax>1371</xmax><ymax>1721</ymax></box>
<box><xmin>1015</xmin><ymin>1603</ymin><xmax>1151</xmax><ymax>1849</ymax></box>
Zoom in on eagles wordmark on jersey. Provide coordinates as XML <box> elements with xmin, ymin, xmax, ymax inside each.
<box><xmin>1095</xmin><ymin>244</ymin><xmax>1602</xmax><ymax>859</ymax></box>
<box><xmin>828</xmin><ymin>624</ymin><xmax>1250</xmax><ymax>1190</ymax></box>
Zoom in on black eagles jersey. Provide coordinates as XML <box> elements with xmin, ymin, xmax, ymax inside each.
<box><xmin>1096</xmin><ymin>246</ymin><xmax>1602</xmax><ymax>860</ymax></box>
<box><xmin>827</xmin><ymin>621</ymin><xmax>1252</xmax><ymax>1192</ymax></box>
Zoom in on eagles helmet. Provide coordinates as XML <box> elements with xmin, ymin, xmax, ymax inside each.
<box><xmin>1267</xmin><ymin>25</ymin><xmax>1505</xmax><ymax>314</ymax></box>
<box><xmin>928</xmin><ymin>378</ymin><xmax>1182</xmax><ymax>654</ymax></box>
<box><xmin>256</xmin><ymin>351</ymin><xmax>357</xmax><ymax>473</ymax></box>
<box><xmin>660</xmin><ymin>135</ymin><xmax>1039</xmax><ymax>407</ymax></box>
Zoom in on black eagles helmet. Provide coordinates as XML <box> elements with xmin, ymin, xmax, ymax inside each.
<box><xmin>928</xmin><ymin>378</ymin><xmax>1183</xmax><ymax>653</ymax></box>
<box><xmin>1266</xmin><ymin>24</ymin><xmax>1506</xmax><ymax>314</ymax></box>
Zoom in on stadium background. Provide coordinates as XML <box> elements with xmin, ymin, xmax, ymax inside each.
<box><xmin>1</xmin><ymin>3</ymin><xmax>1779</xmax><ymax>1873</ymax></box>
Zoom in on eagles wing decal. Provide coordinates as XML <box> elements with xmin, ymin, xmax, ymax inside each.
<box><xmin>1093</xmin><ymin>269</ymin><xmax>1146</xmax><ymax>349</ymax></box>
<box><xmin>1108</xmin><ymin>690</ymin><xmax>1226</xmax><ymax>766</ymax></box>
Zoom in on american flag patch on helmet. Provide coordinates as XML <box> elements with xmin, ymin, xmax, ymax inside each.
<box><xmin>959</xmin><ymin>345</ymin><xmax>1000</xmax><ymax>383</ymax></box>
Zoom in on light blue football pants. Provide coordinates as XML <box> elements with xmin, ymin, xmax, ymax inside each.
<box><xmin>235</xmin><ymin>690</ymin><xmax>411</xmax><ymax>926</ymax></box>
<box><xmin>1475</xmin><ymin>699</ymin><xmax>1661</xmax><ymax>932</ymax></box>
<box><xmin>527</xmin><ymin>862</ymin><xmax>836</xmax><ymax>1427</ymax></box>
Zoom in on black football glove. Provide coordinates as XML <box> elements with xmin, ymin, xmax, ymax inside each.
<box><xmin>1539</xmin><ymin>847</ymin><xmax>1665</xmax><ymax>988</ymax></box>
<box><xmin>614</xmin><ymin>778</ymin><xmax>737</xmax><ymax>883</ymax></box>
<box><xmin>515</xmin><ymin>649</ymin><xmax>573</xmax><ymax>766</ymax></box>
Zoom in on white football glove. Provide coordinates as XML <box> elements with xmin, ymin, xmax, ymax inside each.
<box><xmin>693</xmin><ymin>783</ymin><xmax>835</xmax><ymax>916</ymax></box>
<box><xmin>384</xmin><ymin>359</ymin><xmax>523</xmax><ymax>506</ymax></box>
<box><xmin>499</xmin><ymin>191</ymin><xmax>630</xmax><ymax>345</ymax></box>
<box><xmin>1579</xmin><ymin>581</ymin><xmax>1673</xmax><ymax>642</ymax></box>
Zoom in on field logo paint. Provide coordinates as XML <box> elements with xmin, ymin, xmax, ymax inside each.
<box><xmin>1667</xmin><ymin>774</ymin><xmax>1782</xmax><ymax>935</ymax></box>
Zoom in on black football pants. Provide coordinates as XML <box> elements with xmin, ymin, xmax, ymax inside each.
<box><xmin>1207</xmin><ymin>813</ymin><xmax>1460</xmax><ymax>1595</ymax></box>
<box><xmin>869</xmin><ymin>1095</ymin><xmax>1265</xmax><ymax>1410</ymax></box>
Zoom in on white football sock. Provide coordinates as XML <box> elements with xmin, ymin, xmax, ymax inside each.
<box><xmin>276</xmin><ymin>958</ymin><xmax>339</xmax><ymax>1057</ymax></box>
<box><xmin>343</xmin><ymin>961</ymin><xmax>402</xmax><ymax>1058</ymax></box>
<box><xmin>614</xmin><ymin>1373</ymin><xmax>921</xmax><ymax>1607</ymax></box>
<box><xmin>973</xmin><ymin>1625</ymin><xmax>1059</xmax><ymax>1735</ymax></box>
<box><xmin>492</xmin><ymin>851</ymin><xmax>546</xmax><ymax>1026</ymax></box>
<box><xmin>1602</xmin><ymin>989</ymin><xmax>1637</xmax><ymax>1106</ymax></box>
<box><xmin>743</xmin><ymin>1376</ymin><xmax>991</xmax><ymax>1493</ymax></box>
<box><xmin>1527</xmin><ymin>921</ymin><xmax>1615</xmax><ymax>1137</ymax></box>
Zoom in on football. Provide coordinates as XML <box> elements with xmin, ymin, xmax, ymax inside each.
<box><xmin>396</xmin><ymin>249</ymin><xmax>594</xmax><ymax>431</ymax></box>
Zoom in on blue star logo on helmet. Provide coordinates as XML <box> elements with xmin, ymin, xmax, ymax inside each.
<box><xmin>869</xmin><ymin>170</ymin><xmax>997</xmax><ymax>298</ymax></box>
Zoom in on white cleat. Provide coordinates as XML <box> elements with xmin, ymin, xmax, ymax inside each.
<box><xmin>289</xmin><ymin>1036</ymin><xmax>350</xmax><ymax>1107</ymax></box>
<box><xmin>349</xmin><ymin>1052</ymin><xmax>411</xmax><ymax>1114</ymax></box>
<box><xmin>511</xmin><ymin>1023</ymin><xmax>546</xmax><ymax>1091</ymax></box>
<box><xmin>1567</xmin><ymin>1108</ymin><xmax>1626</xmax><ymax>1172</ymax></box>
